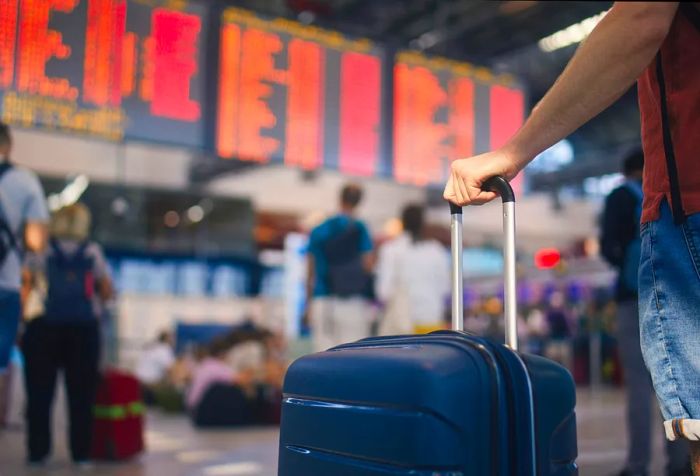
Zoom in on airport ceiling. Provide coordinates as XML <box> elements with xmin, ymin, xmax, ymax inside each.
<box><xmin>222</xmin><ymin>0</ymin><xmax>640</xmax><ymax>187</ymax></box>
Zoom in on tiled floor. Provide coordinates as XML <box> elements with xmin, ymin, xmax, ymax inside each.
<box><xmin>0</xmin><ymin>388</ymin><xmax>678</xmax><ymax>476</ymax></box>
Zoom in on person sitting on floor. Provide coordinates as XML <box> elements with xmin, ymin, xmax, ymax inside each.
<box><xmin>186</xmin><ymin>338</ymin><xmax>254</xmax><ymax>413</ymax></box>
<box><xmin>186</xmin><ymin>329</ymin><xmax>285</xmax><ymax>428</ymax></box>
<box><xmin>134</xmin><ymin>330</ymin><xmax>176</xmax><ymax>405</ymax></box>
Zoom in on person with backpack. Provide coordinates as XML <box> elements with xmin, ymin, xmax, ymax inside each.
<box><xmin>0</xmin><ymin>122</ymin><xmax>48</xmax><ymax>427</ymax></box>
<box><xmin>22</xmin><ymin>203</ymin><xmax>113</xmax><ymax>467</ymax></box>
<box><xmin>305</xmin><ymin>183</ymin><xmax>374</xmax><ymax>352</ymax></box>
<box><xmin>602</xmin><ymin>151</ymin><xmax>690</xmax><ymax>476</ymax></box>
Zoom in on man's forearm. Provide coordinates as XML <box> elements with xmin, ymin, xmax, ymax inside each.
<box><xmin>24</xmin><ymin>222</ymin><xmax>47</xmax><ymax>252</ymax></box>
<box><xmin>506</xmin><ymin>2</ymin><xmax>678</xmax><ymax>168</ymax></box>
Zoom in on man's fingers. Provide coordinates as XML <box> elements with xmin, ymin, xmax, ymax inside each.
<box><xmin>470</xmin><ymin>191</ymin><xmax>499</xmax><ymax>205</ymax></box>
<box><xmin>443</xmin><ymin>175</ymin><xmax>456</xmax><ymax>202</ymax></box>
<box><xmin>455</xmin><ymin>173</ymin><xmax>470</xmax><ymax>206</ymax></box>
<box><xmin>449</xmin><ymin>171</ymin><xmax>464</xmax><ymax>205</ymax></box>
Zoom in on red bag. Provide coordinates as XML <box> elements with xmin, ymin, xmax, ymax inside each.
<box><xmin>91</xmin><ymin>369</ymin><xmax>145</xmax><ymax>460</ymax></box>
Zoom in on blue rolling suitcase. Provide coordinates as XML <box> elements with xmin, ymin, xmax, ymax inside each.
<box><xmin>279</xmin><ymin>177</ymin><xmax>578</xmax><ymax>475</ymax></box>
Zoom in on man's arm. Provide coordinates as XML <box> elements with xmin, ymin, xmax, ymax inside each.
<box><xmin>445</xmin><ymin>2</ymin><xmax>678</xmax><ymax>206</ymax></box>
<box><xmin>24</xmin><ymin>222</ymin><xmax>46</xmax><ymax>252</ymax></box>
<box><xmin>20</xmin><ymin>267</ymin><xmax>32</xmax><ymax>308</ymax></box>
<box><xmin>90</xmin><ymin>243</ymin><xmax>115</xmax><ymax>301</ymax></box>
<box><xmin>23</xmin><ymin>171</ymin><xmax>49</xmax><ymax>251</ymax></box>
<box><xmin>358</xmin><ymin>223</ymin><xmax>375</xmax><ymax>273</ymax></box>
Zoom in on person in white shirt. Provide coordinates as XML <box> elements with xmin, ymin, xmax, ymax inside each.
<box><xmin>135</xmin><ymin>331</ymin><xmax>176</xmax><ymax>387</ymax></box>
<box><xmin>375</xmin><ymin>204</ymin><xmax>450</xmax><ymax>335</ymax></box>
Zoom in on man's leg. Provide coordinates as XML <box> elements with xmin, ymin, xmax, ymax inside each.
<box><xmin>616</xmin><ymin>300</ymin><xmax>652</xmax><ymax>474</ymax></box>
<box><xmin>638</xmin><ymin>203</ymin><xmax>700</xmax><ymax>474</ymax></box>
<box><xmin>0</xmin><ymin>290</ymin><xmax>21</xmax><ymax>426</ymax></box>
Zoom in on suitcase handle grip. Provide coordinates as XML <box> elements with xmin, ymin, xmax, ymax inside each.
<box><xmin>449</xmin><ymin>176</ymin><xmax>518</xmax><ymax>350</ymax></box>
<box><xmin>448</xmin><ymin>176</ymin><xmax>515</xmax><ymax>215</ymax></box>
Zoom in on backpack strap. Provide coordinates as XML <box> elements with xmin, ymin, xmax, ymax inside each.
<box><xmin>49</xmin><ymin>238</ymin><xmax>66</xmax><ymax>262</ymax></box>
<box><xmin>0</xmin><ymin>163</ymin><xmax>20</xmax><ymax>255</ymax></box>
<box><xmin>0</xmin><ymin>162</ymin><xmax>12</xmax><ymax>179</ymax></box>
<box><xmin>75</xmin><ymin>241</ymin><xmax>91</xmax><ymax>260</ymax></box>
<box><xmin>50</xmin><ymin>239</ymin><xmax>91</xmax><ymax>264</ymax></box>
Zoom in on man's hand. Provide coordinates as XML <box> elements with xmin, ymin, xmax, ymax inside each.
<box><xmin>444</xmin><ymin>2</ymin><xmax>678</xmax><ymax>208</ymax></box>
<box><xmin>443</xmin><ymin>147</ymin><xmax>521</xmax><ymax>206</ymax></box>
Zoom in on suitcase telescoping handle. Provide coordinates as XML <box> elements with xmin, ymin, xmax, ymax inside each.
<box><xmin>449</xmin><ymin>176</ymin><xmax>518</xmax><ymax>350</ymax></box>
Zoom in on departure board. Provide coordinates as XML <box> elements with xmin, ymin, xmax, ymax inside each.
<box><xmin>394</xmin><ymin>51</ymin><xmax>525</xmax><ymax>189</ymax></box>
<box><xmin>0</xmin><ymin>0</ymin><xmax>206</xmax><ymax>147</ymax></box>
<box><xmin>216</xmin><ymin>7</ymin><xmax>385</xmax><ymax>177</ymax></box>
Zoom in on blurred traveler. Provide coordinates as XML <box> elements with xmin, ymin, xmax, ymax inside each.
<box><xmin>443</xmin><ymin>3</ymin><xmax>700</xmax><ymax>474</ymax></box>
<box><xmin>306</xmin><ymin>183</ymin><xmax>374</xmax><ymax>351</ymax></box>
<box><xmin>602</xmin><ymin>151</ymin><xmax>689</xmax><ymax>476</ymax></box>
<box><xmin>186</xmin><ymin>338</ymin><xmax>254</xmax><ymax>411</ymax></box>
<box><xmin>22</xmin><ymin>203</ymin><xmax>113</xmax><ymax>466</ymax></box>
<box><xmin>0</xmin><ymin>122</ymin><xmax>48</xmax><ymax>427</ymax></box>
<box><xmin>375</xmin><ymin>204</ymin><xmax>449</xmax><ymax>335</ymax></box>
<box><xmin>544</xmin><ymin>292</ymin><xmax>573</xmax><ymax>370</ymax></box>
<box><xmin>187</xmin><ymin>334</ymin><xmax>283</xmax><ymax>427</ymax></box>
<box><xmin>135</xmin><ymin>330</ymin><xmax>176</xmax><ymax>404</ymax></box>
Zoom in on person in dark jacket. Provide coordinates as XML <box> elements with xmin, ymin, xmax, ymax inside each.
<box><xmin>601</xmin><ymin>150</ymin><xmax>689</xmax><ymax>476</ymax></box>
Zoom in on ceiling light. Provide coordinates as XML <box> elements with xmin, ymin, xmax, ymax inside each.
<box><xmin>164</xmin><ymin>210</ymin><xmax>180</xmax><ymax>228</ymax></box>
<box><xmin>538</xmin><ymin>10</ymin><xmax>608</xmax><ymax>53</ymax></box>
<box><xmin>48</xmin><ymin>174</ymin><xmax>90</xmax><ymax>211</ymax></box>
<box><xmin>187</xmin><ymin>205</ymin><xmax>205</xmax><ymax>223</ymax></box>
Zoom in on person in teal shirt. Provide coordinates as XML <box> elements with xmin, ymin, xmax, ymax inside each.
<box><xmin>305</xmin><ymin>183</ymin><xmax>374</xmax><ymax>352</ymax></box>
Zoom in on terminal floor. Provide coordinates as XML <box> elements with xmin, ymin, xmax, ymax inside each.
<box><xmin>0</xmin><ymin>388</ymin><xmax>673</xmax><ymax>476</ymax></box>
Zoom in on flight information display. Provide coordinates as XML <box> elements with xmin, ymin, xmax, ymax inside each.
<box><xmin>216</xmin><ymin>7</ymin><xmax>385</xmax><ymax>177</ymax></box>
<box><xmin>0</xmin><ymin>0</ymin><xmax>206</xmax><ymax>146</ymax></box>
<box><xmin>394</xmin><ymin>51</ymin><xmax>525</xmax><ymax>189</ymax></box>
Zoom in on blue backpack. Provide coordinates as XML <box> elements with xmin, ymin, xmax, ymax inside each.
<box><xmin>44</xmin><ymin>240</ymin><xmax>96</xmax><ymax>321</ymax></box>
<box><xmin>322</xmin><ymin>219</ymin><xmax>370</xmax><ymax>298</ymax></box>
<box><xmin>621</xmin><ymin>180</ymin><xmax>643</xmax><ymax>292</ymax></box>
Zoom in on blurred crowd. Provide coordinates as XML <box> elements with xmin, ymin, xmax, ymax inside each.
<box><xmin>0</xmin><ymin>119</ymin><xmax>642</xmax><ymax>466</ymax></box>
<box><xmin>135</xmin><ymin>323</ymin><xmax>286</xmax><ymax>427</ymax></box>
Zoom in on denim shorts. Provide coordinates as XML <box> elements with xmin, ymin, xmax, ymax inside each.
<box><xmin>0</xmin><ymin>289</ymin><xmax>21</xmax><ymax>371</ymax></box>
<box><xmin>639</xmin><ymin>201</ymin><xmax>700</xmax><ymax>441</ymax></box>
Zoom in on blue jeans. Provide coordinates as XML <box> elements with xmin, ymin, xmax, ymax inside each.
<box><xmin>0</xmin><ymin>289</ymin><xmax>21</xmax><ymax>371</ymax></box>
<box><xmin>639</xmin><ymin>201</ymin><xmax>700</xmax><ymax>441</ymax></box>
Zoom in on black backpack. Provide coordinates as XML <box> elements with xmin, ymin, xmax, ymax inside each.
<box><xmin>322</xmin><ymin>220</ymin><xmax>371</xmax><ymax>298</ymax></box>
<box><xmin>0</xmin><ymin>163</ymin><xmax>19</xmax><ymax>266</ymax></box>
<box><xmin>44</xmin><ymin>239</ymin><xmax>96</xmax><ymax>321</ymax></box>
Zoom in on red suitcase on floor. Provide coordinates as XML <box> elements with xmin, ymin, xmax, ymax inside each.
<box><xmin>91</xmin><ymin>369</ymin><xmax>145</xmax><ymax>460</ymax></box>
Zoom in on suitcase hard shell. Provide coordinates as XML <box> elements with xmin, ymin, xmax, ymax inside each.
<box><xmin>278</xmin><ymin>177</ymin><xmax>578</xmax><ymax>475</ymax></box>
<box><xmin>91</xmin><ymin>369</ymin><xmax>145</xmax><ymax>461</ymax></box>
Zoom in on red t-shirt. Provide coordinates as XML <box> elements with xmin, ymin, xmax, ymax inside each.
<box><xmin>638</xmin><ymin>4</ymin><xmax>700</xmax><ymax>223</ymax></box>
